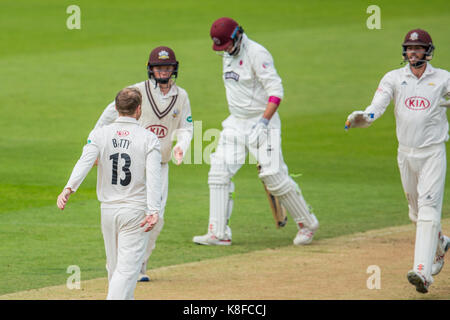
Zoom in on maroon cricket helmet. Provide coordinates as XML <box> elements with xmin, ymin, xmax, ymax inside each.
<box><xmin>210</xmin><ymin>17</ymin><xmax>240</xmax><ymax>51</ymax></box>
<box><xmin>401</xmin><ymin>29</ymin><xmax>435</xmax><ymax>62</ymax></box>
<box><xmin>402</xmin><ymin>29</ymin><xmax>433</xmax><ymax>47</ymax></box>
<box><xmin>147</xmin><ymin>46</ymin><xmax>179</xmax><ymax>82</ymax></box>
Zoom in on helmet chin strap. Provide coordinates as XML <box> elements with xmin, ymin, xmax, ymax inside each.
<box><xmin>410</xmin><ymin>59</ymin><xmax>427</xmax><ymax>68</ymax></box>
<box><xmin>228</xmin><ymin>33</ymin><xmax>243</xmax><ymax>56</ymax></box>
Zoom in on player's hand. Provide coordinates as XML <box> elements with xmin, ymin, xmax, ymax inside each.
<box><xmin>57</xmin><ymin>188</ymin><xmax>73</xmax><ymax>210</ymax></box>
<box><xmin>248</xmin><ymin>118</ymin><xmax>269</xmax><ymax>149</ymax></box>
<box><xmin>173</xmin><ymin>146</ymin><xmax>183</xmax><ymax>165</ymax></box>
<box><xmin>140</xmin><ymin>214</ymin><xmax>159</xmax><ymax>232</ymax></box>
<box><xmin>345</xmin><ymin>111</ymin><xmax>374</xmax><ymax>130</ymax></box>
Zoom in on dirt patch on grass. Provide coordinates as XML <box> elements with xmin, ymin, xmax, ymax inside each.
<box><xmin>2</xmin><ymin>219</ymin><xmax>449</xmax><ymax>300</ymax></box>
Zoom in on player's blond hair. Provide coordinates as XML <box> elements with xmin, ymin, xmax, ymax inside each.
<box><xmin>115</xmin><ymin>87</ymin><xmax>142</xmax><ymax>116</ymax></box>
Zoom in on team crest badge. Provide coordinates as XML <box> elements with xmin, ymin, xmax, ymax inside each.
<box><xmin>212</xmin><ymin>37</ymin><xmax>221</xmax><ymax>45</ymax></box>
<box><xmin>172</xmin><ymin>109</ymin><xmax>179</xmax><ymax>118</ymax></box>
<box><xmin>158</xmin><ymin>50</ymin><xmax>170</xmax><ymax>60</ymax></box>
<box><xmin>409</xmin><ymin>32</ymin><xmax>419</xmax><ymax>41</ymax></box>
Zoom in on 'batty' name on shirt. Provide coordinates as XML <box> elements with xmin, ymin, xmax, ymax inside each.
<box><xmin>112</xmin><ymin>138</ymin><xmax>130</xmax><ymax>149</ymax></box>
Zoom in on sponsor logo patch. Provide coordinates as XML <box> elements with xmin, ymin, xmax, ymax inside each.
<box><xmin>146</xmin><ymin>124</ymin><xmax>168</xmax><ymax>138</ymax></box>
<box><xmin>405</xmin><ymin>96</ymin><xmax>431</xmax><ymax>110</ymax></box>
<box><xmin>117</xmin><ymin>130</ymin><xmax>130</xmax><ymax>137</ymax></box>
<box><xmin>224</xmin><ymin>71</ymin><xmax>240</xmax><ymax>81</ymax></box>
<box><xmin>186</xmin><ymin>116</ymin><xmax>192</xmax><ymax>123</ymax></box>
<box><xmin>401</xmin><ymin>81</ymin><xmax>407</xmax><ymax>85</ymax></box>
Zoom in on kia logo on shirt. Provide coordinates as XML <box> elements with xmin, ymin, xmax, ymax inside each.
<box><xmin>117</xmin><ymin>130</ymin><xmax>130</xmax><ymax>137</ymax></box>
<box><xmin>146</xmin><ymin>125</ymin><xmax>168</xmax><ymax>138</ymax></box>
<box><xmin>405</xmin><ymin>96</ymin><xmax>431</xmax><ymax>110</ymax></box>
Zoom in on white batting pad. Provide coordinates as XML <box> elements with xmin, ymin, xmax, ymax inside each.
<box><xmin>260</xmin><ymin>173</ymin><xmax>319</xmax><ymax>231</ymax></box>
<box><xmin>413</xmin><ymin>206</ymin><xmax>440</xmax><ymax>279</ymax></box>
<box><xmin>208</xmin><ymin>184</ymin><xmax>230</xmax><ymax>239</ymax></box>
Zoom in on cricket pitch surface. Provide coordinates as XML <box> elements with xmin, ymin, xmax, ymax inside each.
<box><xmin>2</xmin><ymin>219</ymin><xmax>449</xmax><ymax>300</ymax></box>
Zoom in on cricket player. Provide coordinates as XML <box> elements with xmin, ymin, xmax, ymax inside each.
<box><xmin>345</xmin><ymin>29</ymin><xmax>450</xmax><ymax>293</ymax></box>
<box><xmin>193</xmin><ymin>17</ymin><xmax>319</xmax><ymax>246</ymax></box>
<box><xmin>93</xmin><ymin>46</ymin><xmax>193</xmax><ymax>281</ymax></box>
<box><xmin>57</xmin><ymin>87</ymin><xmax>162</xmax><ymax>299</ymax></box>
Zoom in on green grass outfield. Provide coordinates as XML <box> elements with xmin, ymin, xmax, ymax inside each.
<box><xmin>0</xmin><ymin>0</ymin><xmax>449</xmax><ymax>295</ymax></box>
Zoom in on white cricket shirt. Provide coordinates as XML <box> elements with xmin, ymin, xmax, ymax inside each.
<box><xmin>365</xmin><ymin>63</ymin><xmax>450</xmax><ymax>148</ymax></box>
<box><xmin>222</xmin><ymin>34</ymin><xmax>284</xmax><ymax>118</ymax></box>
<box><xmin>65</xmin><ymin>117</ymin><xmax>162</xmax><ymax>214</ymax></box>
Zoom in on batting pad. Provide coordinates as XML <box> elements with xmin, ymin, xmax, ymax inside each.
<box><xmin>209</xmin><ymin>184</ymin><xmax>230</xmax><ymax>239</ymax></box>
<box><xmin>260</xmin><ymin>173</ymin><xmax>319</xmax><ymax>231</ymax></box>
<box><xmin>414</xmin><ymin>206</ymin><xmax>440</xmax><ymax>279</ymax></box>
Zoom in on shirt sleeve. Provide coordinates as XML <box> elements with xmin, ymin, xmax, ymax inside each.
<box><xmin>251</xmin><ymin>49</ymin><xmax>284</xmax><ymax>100</ymax></box>
<box><xmin>146</xmin><ymin>136</ymin><xmax>162</xmax><ymax>215</ymax></box>
<box><xmin>65</xmin><ymin>131</ymin><xmax>101</xmax><ymax>192</ymax></box>
<box><xmin>173</xmin><ymin>95</ymin><xmax>193</xmax><ymax>155</ymax></box>
<box><xmin>364</xmin><ymin>71</ymin><xmax>395</xmax><ymax>120</ymax></box>
<box><xmin>93</xmin><ymin>101</ymin><xmax>118</xmax><ymax>130</ymax></box>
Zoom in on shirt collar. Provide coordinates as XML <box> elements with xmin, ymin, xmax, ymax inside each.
<box><xmin>149</xmin><ymin>78</ymin><xmax>179</xmax><ymax>97</ymax></box>
<box><xmin>115</xmin><ymin>116</ymin><xmax>139</xmax><ymax>124</ymax></box>
<box><xmin>403</xmin><ymin>62</ymin><xmax>434</xmax><ymax>78</ymax></box>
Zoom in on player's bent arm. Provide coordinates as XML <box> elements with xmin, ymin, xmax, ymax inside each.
<box><xmin>262</xmin><ymin>100</ymin><xmax>280</xmax><ymax>121</ymax></box>
<box><xmin>145</xmin><ymin>138</ymin><xmax>162</xmax><ymax>215</ymax></box>
<box><xmin>93</xmin><ymin>101</ymin><xmax>118</xmax><ymax>130</ymax></box>
<box><xmin>250</xmin><ymin>49</ymin><xmax>284</xmax><ymax>101</ymax></box>
<box><xmin>173</xmin><ymin>95</ymin><xmax>194</xmax><ymax>157</ymax></box>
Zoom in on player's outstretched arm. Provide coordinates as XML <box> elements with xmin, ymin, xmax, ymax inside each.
<box><xmin>93</xmin><ymin>101</ymin><xmax>118</xmax><ymax>130</ymax></box>
<box><xmin>345</xmin><ymin>111</ymin><xmax>375</xmax><ymax>130</ymax></box>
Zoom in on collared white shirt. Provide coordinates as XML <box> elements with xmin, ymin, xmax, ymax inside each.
<box><xmin>65</xmin><ymin>116</ymin><xmax>162</xmax><ymax>214</ymax></box>
<box><xmin>222</xmin><ymin>34</ymin><xmax>284</xmax><ymax>118</ymax></box>
<box><xmin>365</xmin><ymin>63</ymin><xmax>450</xmax><ymax>148</ymax></box>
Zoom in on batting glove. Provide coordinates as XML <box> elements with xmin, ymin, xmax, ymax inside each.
<box><xmin>345</xmin><ymin>111</ymin><xmax>374</xmax><ymax>130</ymax></box>
<box><xmin>248</xmin><ymin>118</ymin><xmax>269</xmax><ymax>149</ymax></box>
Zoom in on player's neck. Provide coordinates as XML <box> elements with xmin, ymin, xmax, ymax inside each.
<box><xmin>410</xmin><ymin>63</ymin><xmax>427</xmax><ymax>79</ymax></box>
<box><xmin>159</xmin><ymin>84</ymin><xmax>171</xmax><ymax>95</ymax></box>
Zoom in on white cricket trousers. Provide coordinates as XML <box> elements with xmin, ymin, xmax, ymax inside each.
<box><xmin>397</xmin><ymin>143</ymin><xmax>446</xmax><ymax>221</ymax></box>
<box><xmin>101</xmin><ymin>207</ymin><xmax>150</xmax><ymax>300</ymax></box>
<box><xmin>397</xmin><ymin>142</ymin><xmax>446</xmax><ymax>278</ymax></box>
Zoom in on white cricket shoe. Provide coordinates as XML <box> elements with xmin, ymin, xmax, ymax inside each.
<box><xmin>137</xmin><ymin>273</ymin><xmax>150</xmax><ymax>282</ymax></box>
<box><xmin>407</xmin><ymin>270</ymin><xmax>433</xmax><ymax>294</ymax></box>
<box><xmin>293</xmin><ymin>227</ymin><xmax>315</xmax><ymax>245</ymax></box>
<box><xmin>432</xmin><ymin>235</ymin><xmax>450</xmax><ymax>276</ymax></box>
<box><xmin>192</xmin><ymin>232</ymin><xmax>231</xmax><ymax>246</ymax></box>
